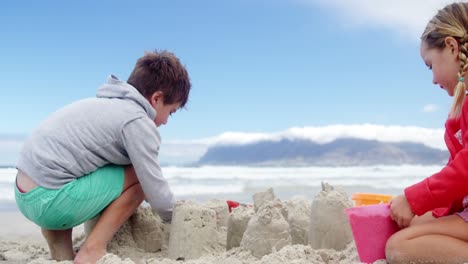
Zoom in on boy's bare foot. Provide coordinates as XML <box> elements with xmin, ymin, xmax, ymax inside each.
<box><xmin>74</xmin><ymin>245</ymin><xmax>107</xmax><ymax>264</ymax></box>
<box><xmin>48</xmin><ymin>243</ymin><xmax>75</xmax><ymax>261</ymax></box>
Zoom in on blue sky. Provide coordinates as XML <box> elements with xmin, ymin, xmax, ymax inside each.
<box><xmin>0</xmin><ymin>0</ymin><xmax>458</xmax><ymax>165</ymax></box>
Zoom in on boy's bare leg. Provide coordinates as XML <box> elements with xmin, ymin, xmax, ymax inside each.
<box><xmin>41</xmin><ymin>228</ymin><xmax>74</xmax><ymax>261</ymax></box>
<box><xmin>74</xmin><ymin>166</ymin><xmax>144</xmax><ymax>264</ymax></box>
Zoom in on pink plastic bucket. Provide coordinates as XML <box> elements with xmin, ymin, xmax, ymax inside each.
<box><xmin>345</xmin><ymin>203</ymin><xmax>400</xmax><ymax>263</ymax></box>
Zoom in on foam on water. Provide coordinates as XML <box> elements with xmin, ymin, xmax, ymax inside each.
<box><xmin>0</xmin><ymin>165</ymin><xmax>443</xmax><ymax>203</ymax></box>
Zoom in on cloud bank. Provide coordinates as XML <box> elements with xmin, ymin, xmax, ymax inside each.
<box><xmin>304</xmin><ymin>0</ymin><xmax>454</xmax><ymax>40</ymax></box>
<box><xmin>192</xmin><ymin>124</ymin><xmax>445</xmax><ymax>148</ymax></box>
<box><xmin>165</xmin><ymin>124</ymin><xmax>445</xmax><ymax>164</ymax></box>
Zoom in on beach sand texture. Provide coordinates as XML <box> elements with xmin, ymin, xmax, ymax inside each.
<box><xmin>0</xmin><ymin>183</ymin><xmax>388</xmax><ymax>264</ymax></box>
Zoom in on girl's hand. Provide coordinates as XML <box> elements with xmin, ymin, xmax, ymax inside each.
<box><xmin>390</xmin><ymin>194</ymin><xmax>415</xmax><ymax>228</ymax></box>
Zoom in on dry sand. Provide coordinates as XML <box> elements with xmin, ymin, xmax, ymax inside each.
<box><xmin>0</xmin><ymin>183</ymin><xmax>387</xmax><ymax>264</ymax></box>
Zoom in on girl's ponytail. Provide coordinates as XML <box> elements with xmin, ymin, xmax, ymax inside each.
<box><xmin>449</xmin><ymin>35</ymin><xmax>468</xmax><ymax>119</ymax></box>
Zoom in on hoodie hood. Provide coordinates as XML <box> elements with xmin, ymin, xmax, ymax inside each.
<box><xmin>96</xmin><ymin>75</ymin><xmax>156</xmax><ymax>119</ymax></box>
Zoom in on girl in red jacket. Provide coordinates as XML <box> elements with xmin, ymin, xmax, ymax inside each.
<box><xmin>386</xmin><ymin>2</ymin><xmax>468</xmax><ymax>263</ymax></box>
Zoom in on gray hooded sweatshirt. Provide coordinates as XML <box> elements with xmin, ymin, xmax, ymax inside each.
<box><xmin>16</xmin><ymin>75</ymin><xmax>175</xmax><ymax>221</ymax></box>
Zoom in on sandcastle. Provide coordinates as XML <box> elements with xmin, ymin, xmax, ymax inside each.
<box><xmin>81</xmin><ymin>183</ymin><xmax>357</xmax><ymax>263</ymax></box>
<box><xmin>309</xmin><ymin>182</ymin><xmax>354</xmax><ymax>250</ymax></box>
<box><xmin>167</xmin><ymin>200</ymin><xmax>226</xmax><ymax>260</ymax></box>
<box><xmin>240</xmin><ymin>188</ymin><xmax>291</xmax><ymax>257</ymax></box>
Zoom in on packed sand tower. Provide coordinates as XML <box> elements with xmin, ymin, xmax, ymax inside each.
<box><xmin>308</xmin><ymin>182</ymin><xmax>353</xmax><ymax>250</ymax></box>
<box><xmin>240</xmin><ymin>188</ymin><xmax>292</xmax><ymax>257</ymax></box>
<box><xmin>84</xmin><ymin>206</ymin><xmax>170</xmax><ymax>261</ymax></box>
<box><xmin>129</xmin><ymin>205</ymin><xmax>166</xmax><ymax>252</ymax></box>
<box><xmin>203</xmin><ymin>198</ymin><xmax>230</xmax><ymax>228</ymax></box>
<box><xmin>226</xmin><ymin>203</ymin><xmax>255</xmax><ymax>250</ymax></box>
<box><xmin>167</xmin><ymin>200</ymin><xmax>226</xmax><ymax>260</ymax></box>
<box><xmin>285</xmin><ymin>196</ymin><xmax>312</xmax><ymax>245</ymax></box>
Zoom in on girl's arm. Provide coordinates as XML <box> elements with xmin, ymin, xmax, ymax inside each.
<box><xmin>405</xmin><ymin>106</ymin><xmax>468</xmax><ymax>216</ymax></box>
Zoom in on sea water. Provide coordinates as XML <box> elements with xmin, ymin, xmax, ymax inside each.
<box><xmin>0</xmin><ymin>164</ymin><xmax>443</xmax><ymax>211</ymax></box>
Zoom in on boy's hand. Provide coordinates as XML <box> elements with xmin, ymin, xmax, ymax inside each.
<box><xmin>390</xmin><ymin>194</ymin><xmax>415</xmax><ymax>228</ymax></box>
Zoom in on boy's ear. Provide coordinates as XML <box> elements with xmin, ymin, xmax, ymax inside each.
<box><xmin>445</xmin><ymin>36</ymin><xmax>459</xmax><ymax>55</ymax></box>
<box><xmin>150</xmin><ymin>91</ymin><xmax>164</xmax><ymax>106</ymax></box>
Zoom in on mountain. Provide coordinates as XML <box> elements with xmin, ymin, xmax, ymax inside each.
<box><xmin>195</xmin><ymin>138</ymin><xmax>448</xmax><ymax>166</ymax></box>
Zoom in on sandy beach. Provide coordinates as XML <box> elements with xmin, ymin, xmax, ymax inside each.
<box><xmin>0</xmin><ymin>183</ymin><xmax>390</xmax><ymax>264</ymax></box>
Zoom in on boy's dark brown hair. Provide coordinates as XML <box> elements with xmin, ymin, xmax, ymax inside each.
<box><xmin>127</xmin><ymin>50</ymin><xmax>191</xmax><ymax>107</ymax></box>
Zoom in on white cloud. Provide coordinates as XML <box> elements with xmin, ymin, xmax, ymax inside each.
<box><xmin>422</xmin><ymin>104</ymin><xmax>439</xmax><ymax>113</ymax></box>
<box><xmin>303</xmin><ymin>0</ymin><xmax>455</xmax><ymax>40</ymax></box>
<box><xmin>160</xmin><ymin>142</ymin><xmax>209</xmax><ymax>165</ymax></box>
<box><xmin>281</xmin><ymin>125</ymin><xmax>445</xmax><ymax>150</ymax></box>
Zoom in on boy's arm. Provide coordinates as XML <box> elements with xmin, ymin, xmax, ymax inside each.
<box><xmin>121</xmin><ymin>117</ymin><xmax>175</xmax><ymax>222</ymax></box>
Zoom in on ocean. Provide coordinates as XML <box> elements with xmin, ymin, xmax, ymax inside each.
<box><xmin>0</xmin><ymin>165</ymin><xmax>443</xmax><ymax>211</ymax></box>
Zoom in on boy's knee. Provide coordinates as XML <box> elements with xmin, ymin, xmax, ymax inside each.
<box><xmin>128</xmin><ymin>183</ymin><xmax>145</xmax><ymax>204</ymax></box>
<box><xmin>135</xmin><ymin>184</ymin><xmax>145</xmax><ymax>201</ymax></box>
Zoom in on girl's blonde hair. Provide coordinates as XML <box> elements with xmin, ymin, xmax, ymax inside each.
<box><xmin>422</xmin><ymin>2</ymin><xmax>468</xmax><ymax>119</ymax></box>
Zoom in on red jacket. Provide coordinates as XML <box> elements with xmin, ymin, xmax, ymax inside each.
<box><xmin>405</xmin><ymin>99</ymin><xmax>468</xmax><ymax>217</ymax></box>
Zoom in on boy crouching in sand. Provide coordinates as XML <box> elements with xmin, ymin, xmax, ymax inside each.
<box><xmin>14</xmin><ymin>50</ymin><xmax>191</xmax><ymax>263</ymax></box>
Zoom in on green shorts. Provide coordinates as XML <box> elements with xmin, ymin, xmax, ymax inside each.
<box><xmin>15</xmin><ymin>165</ymin><xmax>125</xmax><ymax>230</ymax></box>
